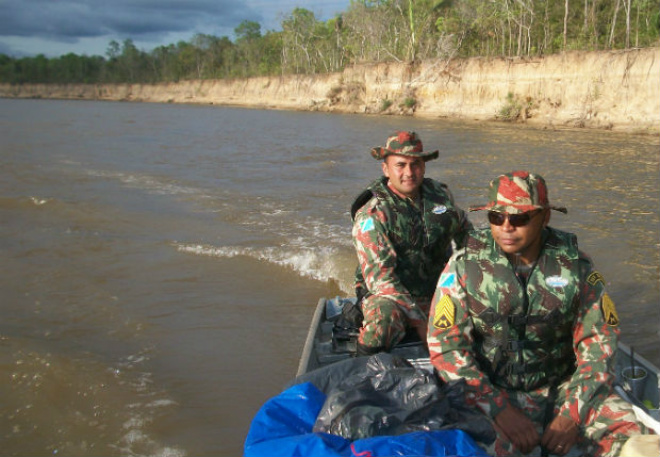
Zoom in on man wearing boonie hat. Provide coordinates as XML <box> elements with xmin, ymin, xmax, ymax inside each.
<box><xmin>342</xmin><ymin>131</ymin><xmax>471</xmax><ymax>356</ymax></box>
<box><xmin>427</xmin><ymin>171</ymin><xmax>647</xmax><ymax>456</ymax></box>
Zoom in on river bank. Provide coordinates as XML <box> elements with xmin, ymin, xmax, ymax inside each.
<box><xmin>1</xmin><ymin>48</ymin><xmax>658</xmax><ymax>135</ymax></box>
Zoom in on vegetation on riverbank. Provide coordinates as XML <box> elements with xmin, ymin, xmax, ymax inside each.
<box><xmin>1</xmin><ymin>0</ymin><xmax>659</xmax><ymax>85</ymax></box>
<box><xmin>3</xmin><ymin>47</ymin><xmax>657</xmax><ymax>135</ymax></box>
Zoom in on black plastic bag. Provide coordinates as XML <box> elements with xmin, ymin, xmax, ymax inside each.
<box><xmin>295</xmin><ymin>353</ymin><xmax>495</xmax><ymax>444</ymax></box>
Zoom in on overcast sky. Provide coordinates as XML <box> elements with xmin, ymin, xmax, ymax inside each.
<box><xmin>0</xmin><ymin>0</ymin><xmax>351</xmax><ymax>58</ymax></box>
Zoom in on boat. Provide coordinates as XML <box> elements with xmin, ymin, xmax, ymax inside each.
<box><xmin>299</xmin><ymin>297</ymin><xmax>660</xmax><ymax>417</ymax></box>
<box><xmin>298</xmin><ymin>297</ymin><xmax>659</xmax><ymax>416</ymax></box>
<box><xmin>245</xmin><ymin>296</ymin><xmax>660</xmax><ymax>457</ymax></box>
<box><xmin>296</xmin><ymin>296</ymin><xmax>432</xmax><ymax>376</ymax></box>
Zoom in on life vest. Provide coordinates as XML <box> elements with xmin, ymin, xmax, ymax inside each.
<box><xmin>463</xmin><ymin>228</ymin><xmax>580</xmax><ymax>391</ymax></box>
<box><xmin>352</xmin><ymin>176</ymin><xmax>465</xmax><ymax>300</ymax></box>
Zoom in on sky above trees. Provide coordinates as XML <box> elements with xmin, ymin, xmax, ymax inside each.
<box><xmin>0</xmin><ymin>0</ymin><xmax>350</xmax><ymax>57</ymax></box>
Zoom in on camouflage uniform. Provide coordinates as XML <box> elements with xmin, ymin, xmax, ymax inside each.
<box><xmin>428</xmin><ymin>171</ymin><xmax>646</xmax><ymax>456</ymax></box>
<box><xmin>350</xmin><ymin>131</ymin><xmax>471</xmax><ymax>353</ymax></box>
<box><xmin>352</xmin><ymin>176</ymin><xmax>471</xmax><ymax>351</ymax></box>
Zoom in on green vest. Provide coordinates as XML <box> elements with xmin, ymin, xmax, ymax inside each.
<box><xmin>463</xmin><ymin>228</ymin><xmax>580</xmax><ymax>391</ymax></box>
<box><xmin>352</xmin><ymin>176</ymin><xmax>465</xmax><ymax>299</ymax></box>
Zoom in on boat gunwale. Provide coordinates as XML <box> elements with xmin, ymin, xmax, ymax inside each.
<box><xmin>296</xmin><ymin>297</ymin><xmax>326</xmax><ymax>377</ymax></box>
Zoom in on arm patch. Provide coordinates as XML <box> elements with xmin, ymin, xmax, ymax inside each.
<box><xmin>601</xmin><ymin>293</ymin><xmax>619</xmax><ymax>327</ymax></box>
<box><xmin>433</xmin><ymin>295</ymin><xmax>456</xmax><ymax>330</ymax></box>
<box><xmin>587</xmin><ymin>271</ymin><xmax>605</xmax><ymax>286</ymax></box>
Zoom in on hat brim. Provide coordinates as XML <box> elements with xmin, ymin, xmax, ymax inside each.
<box><xmin>371</xmin><ymin>147</ymin><xmax>439</xmax><ymax>161</ymax></box>
<box><xmin>469</xmin><ymin>203</ymin><xmax>568</xmax><ymax>214</ymax></box>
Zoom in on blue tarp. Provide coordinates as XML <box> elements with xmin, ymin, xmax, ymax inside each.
<box><xmin>244</xmin><ymin>382</ymin><xmax>488</xmax><ymax>457</ymax></box>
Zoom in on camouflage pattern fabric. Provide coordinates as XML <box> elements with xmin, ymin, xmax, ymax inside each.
<box><xmin>370</xmin><ymin>131</ymin><xmax>439</xmax><ymax>161</ymax></box>
<box><xmin>352</xmin><ymin>176</ymin><xmax>471</xmax><ymax>350</ymax></box>
<box><xmin>427</xmin><ymin>227</ymin><xmax>646</xmax><ymax>456</ymax></box>
<box><xmin>482</xmin><ymin>385</ymin><xmax>644</xmax><ymax>456</ymax></box>
<box><xmin>470</xmin><ymin>170</ymin><xmax>567</xmax><ymax>214</ymax></box>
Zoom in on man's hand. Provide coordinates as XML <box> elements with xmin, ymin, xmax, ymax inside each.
<box><xmin>494</xmin><ymin>404</ymin><xmax>540</xmax><ymax>454</ymax></box>
<box><xmin>541</xmin><ymin>415</ymin><xmax>579</xmax><ymax>456</ymax></box>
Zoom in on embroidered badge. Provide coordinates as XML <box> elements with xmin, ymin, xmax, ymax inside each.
<box><xmin>432</xmin><ymin>205</ymin><xmax>448</xmax><ymax>215</ymax></box>
<box><xmin>587</xmin><ymin>271</ymin><xmax>605</xmax><ymax>286</ymax></box>
<box><xmin>546</xmin><ymin>275</ymin><xmax>569</xmax><ymax>288</ymax></box>
<box><xmin>601</xmin><ymin>293</ymin><xmax>619</xmax><ymax>327</ymax></box>
<box><xmin>438</xmin><ymin>272</ymin><xmax>456</xmax><ymax>289</ymax></box>
<box><xmin>433</xmin><ymin>295</ymin><xmax>455</xmax><ymax>330</ymax></box>
<box><xmin>360</xmin><ymin>217</ymin><xmax>374</xmax><ymax>232</ymax></box>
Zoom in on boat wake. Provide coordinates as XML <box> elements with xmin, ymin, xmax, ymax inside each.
<box><xmin>175</xmin><ymin>242</ymin><xmax>354</xmax><ymax>294</ymax></box>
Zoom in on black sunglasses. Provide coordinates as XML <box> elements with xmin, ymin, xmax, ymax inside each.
<box><xmin>488</xmin><ymin>210</ymin><xmax>541</xmax><ymax>227</ymax></box>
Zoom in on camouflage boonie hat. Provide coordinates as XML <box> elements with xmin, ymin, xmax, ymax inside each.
<box><xmin>470</xmin><ymin>170</ymin><xmax>567</xmax><ymax>214</ymax></box>
<box><xmin>370</xmin><ymin>131</ymin><xmax>439</xmax><ymax>161</ymax></box>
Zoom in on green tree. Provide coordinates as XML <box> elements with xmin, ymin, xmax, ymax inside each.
<box><xmin>235</xmin><ymin>20</ymin><xmax>263</xmax><ymax>77</ymax></box>
<box><xmin>2</xmin><ymin>0</ymin><xmax>659</xmax><ymax>85</ymax></box>
<box><xmin>257</xmin><ymin>30</ymin><xmax>284</xmax><ymax>75</ymax></box>
<box><xmin>281</xmin><ymin>8</ymin><xmax>320</xmax><ymax>74</ymax></box>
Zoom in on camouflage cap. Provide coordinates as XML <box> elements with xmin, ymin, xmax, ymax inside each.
<box><xmin>469</xmin><ymin>170</ymin><xmax>567</xmax><ymax>214</ymax></box>
<box><xmin>370</xmin><ymin>131</ymin><xmax>439</xmax><ymax>161</ymax></box>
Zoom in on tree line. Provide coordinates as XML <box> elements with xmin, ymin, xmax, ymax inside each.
<box><xmin>1</xmin><ymin>0</ymin><xmax>658</xmax><ymax>85</ymax></box>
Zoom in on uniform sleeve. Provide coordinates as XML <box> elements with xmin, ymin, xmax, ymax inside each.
<box><xmin>427</xmin><ymin>256</ymin><xmax>510</xmax><ymax>418</ymax></box>
<box><xmin>352</xmin><ymin>204</ymin><xmax>422</xmax><ymax>320</ymax></box>
<box><xmin>556</xmin><ymin>257</ymin><xmax>620</xmax><ymax>425</ymax></box>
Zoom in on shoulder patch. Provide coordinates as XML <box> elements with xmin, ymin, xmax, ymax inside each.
<box><xmin>359</xmin><ymin>217</ymin><xmax>375</xmax><ymax>233</ymax></box>
<box><xmin>432</xmin><ymin>295</ymin><xmax>456</xmax><ymax>330</ymax></box>
<box><xmin>438</xmin><ymin>272</ymin><xmax>456</xmax><ymax>289</ymax></box>
<box><xmin>587</xmin><ymin>271</ymin><xmax>605</xmax><ymax>286</ymax></box>
<box><xmin>601</xmin><ymin>293</ymin><xmax>619</xmax><ymax>327</ymax></box>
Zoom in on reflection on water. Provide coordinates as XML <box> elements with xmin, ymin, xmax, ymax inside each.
<box><xmin>1</xmin><ymin>99</ymin><xmax>658</xmax><ymax>456</ymax></box>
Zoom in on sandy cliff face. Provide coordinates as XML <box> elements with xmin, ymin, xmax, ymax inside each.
<box><xmin>1</xmin><ymin>48</ymin><xmax>658</xmax><ymax>134</ymax></box>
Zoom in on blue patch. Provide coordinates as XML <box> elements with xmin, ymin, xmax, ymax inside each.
<box><xmin>546</xmin><ymin>275</ymin><xmax>569</xmax><ymax>288</ymax></box>
<box><xmin>360</xmin><ymin>218</ymin><xmax>375</xmax><ymax>232</ymax></box>
<box><xmin>432</xmin><ymin>205</ymin><xmax>448</xmax><ymax>215</ymax></box>
<box><xmin>438</xmin><ymin>272</ymin><xmax>456</xmax><ymax>289</ymax></box>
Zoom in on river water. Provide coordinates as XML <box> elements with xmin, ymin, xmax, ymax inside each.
<box><xmin>1</xmin><ymin>98</ymin><xmax>658</xmax><ymax>456</ymax></box>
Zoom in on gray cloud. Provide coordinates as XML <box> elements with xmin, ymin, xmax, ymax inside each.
<box><xmin>0</xmin><ymin>0</ymin><xmax>262</xmax><ymax>42</ymax></box>
<box><xmin>0</xmin><ymin>0</ymin><xmax>350</xmax><ymax>57</ymax></box>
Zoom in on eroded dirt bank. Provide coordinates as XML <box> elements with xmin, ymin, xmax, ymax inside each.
<box><xmin>1</xmin><ymin>48</ymin><xmax>658</xmax><ymax>134</ymax></box>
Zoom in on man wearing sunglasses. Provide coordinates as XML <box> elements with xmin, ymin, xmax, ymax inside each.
<box><xmin>427</xmin><ymin>171</ymin><xmax>645</xmax><ymax>456</ymax></box>
<box><xmin>347</xmin><ymin>131</ymin><xmax>471</xmax><ymax>356</ymax></box>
